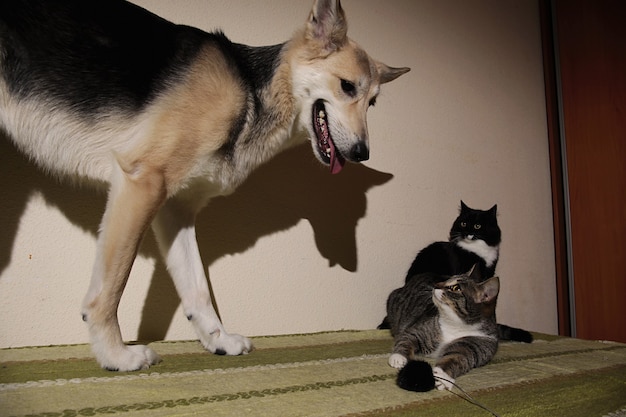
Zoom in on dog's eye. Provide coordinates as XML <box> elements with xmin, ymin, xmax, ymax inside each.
<box><xmin>340</xmin><ymin>79</ymin><xmax>356</xmax><ymax>96</ymax></box>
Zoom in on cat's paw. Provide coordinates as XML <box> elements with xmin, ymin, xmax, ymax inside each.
<box><xmin>388</xmin><ymin>353</ymin><xmax>408</xmax><ymax>369</ymax></box>
<box><xmin>433</xmin><ymin>366</ymin><xmax>454</xmax><ymax>390</ymax></box>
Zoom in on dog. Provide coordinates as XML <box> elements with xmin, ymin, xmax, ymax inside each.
<box><xmin>0</xmin><ymin>0</ymin><xmax>409</xmax><ymax>371</ymax></box>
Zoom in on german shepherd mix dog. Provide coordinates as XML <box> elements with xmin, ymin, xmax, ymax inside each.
<box><xmin>0</xmin><ymin>0</ymin><xmax>409</xmax><ymax>371</ymax></box>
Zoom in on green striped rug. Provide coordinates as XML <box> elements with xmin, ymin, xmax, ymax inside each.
<box><xmin>1</xmin><ymin>330</ymin><xmax>625</xmax><ymax>417</ymax></box>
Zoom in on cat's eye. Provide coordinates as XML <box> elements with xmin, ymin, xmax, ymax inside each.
<box><xmin>474</xmin><ymin>224</ymin><xmax>481</xmax><ymax>230</ymax></box>
<box><xmin>460</xmin><ymin>222</ymin><xmax>467</xmax><ymax>227</ymax></box>
<box><xmin>446</xmin><ymin>284</ymin><xmax>461</xmax><ymax>292</ymax></box>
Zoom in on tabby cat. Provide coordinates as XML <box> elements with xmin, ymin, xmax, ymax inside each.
<box><xmin>380</xmin><ymin>201</ymin><xmax>532</xmax><ymax>343</ymax></box>
<box><xmin>386</xmin><ymin>265</ymin><xmax>500</xmax><ymax>391</ymax></box>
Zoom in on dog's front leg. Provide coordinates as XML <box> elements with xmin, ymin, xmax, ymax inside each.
<box><xmin>82</xmin><ymin>164</ymin><xmax>166</xmax><ymax>371</ymax></box>
<box><xmin>152</xmin><ymin>198</ymin><xmax>253</xmax><ymax>356</ymax></box>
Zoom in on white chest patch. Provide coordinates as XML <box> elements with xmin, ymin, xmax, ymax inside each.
<box><xmin>437</xmin><ymin>304</ymin><xmax>483</xmax><ymax>342</ymax></box>
<box><xmin>434</xmin><ymin>303</ymin><xmax>487</xmax><ymax>356</ymax></box>
<box><xmin>456</xmin><ymin>239</ymin><xmax>499</xmax><ymax>267</ymax></box>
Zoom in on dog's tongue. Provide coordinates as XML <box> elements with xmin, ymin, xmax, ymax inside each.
<box><xmin>329</xmin><ymin>140</ymin><xmax>345</xmax><ymax>174</ymax></box>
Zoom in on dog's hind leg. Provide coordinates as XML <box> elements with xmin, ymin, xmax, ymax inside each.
<box><xmin>82</xmin><ymin>162</ymin><xmax>166</xmax><ymax>371</ymax></box>
<box><xmin>152</xmin><ymin>198</ymin><xmax>253</xmax><ymax>356</ymax></box>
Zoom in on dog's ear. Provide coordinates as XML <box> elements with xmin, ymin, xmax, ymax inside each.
<box><xmin>306</xmin><ymin>0</ymin><xmax>348</xmax><ymax>53</ymax></box>
<box><xmin>376</xmin><ymin>61</ymin><xmax>411</xmax><ymax>84</ymax></box>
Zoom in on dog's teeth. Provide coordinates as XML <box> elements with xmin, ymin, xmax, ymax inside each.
<box><xmin>319</xmin><ymin>110</ymin><xmax>325</xmax><ymax>118</ymax></box>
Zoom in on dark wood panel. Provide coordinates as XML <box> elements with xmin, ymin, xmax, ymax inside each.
<box><xmin>555</xmin><ymin>0</ymin><xmax>626</xmax><ymax>342</ymax></box>
<box><xmin>540</xmin><ymin>0</ymin><xmax>570</xmax><ymax>336</ymax></box>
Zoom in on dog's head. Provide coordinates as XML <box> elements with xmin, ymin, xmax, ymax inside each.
<box><xmin>291</xmin><ymin>0</ymin><xmax>410</xmax><ymax>174</ymax></box>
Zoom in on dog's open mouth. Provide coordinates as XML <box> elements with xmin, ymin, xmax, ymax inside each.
<box><xmin>313</xmin><ymin>100</ymin><xmax>345</xmax><ymax>174</ymax></box>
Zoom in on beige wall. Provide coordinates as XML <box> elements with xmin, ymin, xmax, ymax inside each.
<box><xmin>0</xmin><ymin>0</ymin><xmax>557</xmax><ymax>348</ymax></box>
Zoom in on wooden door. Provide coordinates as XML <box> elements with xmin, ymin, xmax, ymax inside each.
<box><xmin>547</xmin><ymin>0</ymin><xmax>626</xmax><ymax>342</ymax></box>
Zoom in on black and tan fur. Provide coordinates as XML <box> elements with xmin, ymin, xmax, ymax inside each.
<box><xmin>0</xmin><ymin>0</ymin><xmax>409</xmax><ymax>371</ymax></box>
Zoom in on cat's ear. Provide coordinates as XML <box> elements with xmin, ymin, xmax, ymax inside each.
<box><xmin>460</xmin><ymin>201</ymin><xmax>469</xmax><ymax>212</ymax></box>
<box><xmin>467</xmin><ymin>263</ymin><xmax>482</xmax><ymax>281</ymax></box>
<box><xmin>488</xmin><ymin>204</ymin><xmax>498</xmax><ymax>217</ymax></box>
<box><xmin>477</xmin><ymin>276</ymin><xmax>500</xmax><ymax>303</ymax></box>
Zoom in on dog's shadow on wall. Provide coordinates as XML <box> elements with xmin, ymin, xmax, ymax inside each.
<box><xmin>0</xmin><ymin>137</ymin><xmax>393</xmax><ymax>341</ymax></box>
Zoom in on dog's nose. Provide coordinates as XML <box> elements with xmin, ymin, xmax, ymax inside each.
<box><xmin>350</xmin><ymin>141</ymin><xmax>369</xmax><ymax>162</ymax></box>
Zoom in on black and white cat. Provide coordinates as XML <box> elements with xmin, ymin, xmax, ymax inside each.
<box><xmin>386</xmin><ymin>265</ymin><xmax>500</xmax><ymax>391</ymax></box>
<box><xmin>405</xmin><ymin>201</ymin><xmax>500</xmax><ymax>282</ymax></box>
<box><xmin>380</xmin><ymin>201</ymin><xmax>532</xmax><ymax>343</ymax></box>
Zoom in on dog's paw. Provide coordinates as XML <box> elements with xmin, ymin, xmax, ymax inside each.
<box><xmin>433</xmin><ymin>366</ymin><xmax>455</xmax><ymax>391</ymax></box>
<box><xmin>97</xmin><ymin>344</ymin><xmax>161</xmax><ymax>372</ymax></box>
<box><xmin>202</xmin><ymin>330</ymin><xmax>253</xmax><ymax>356</ymax></box>
<box><xmin>388</xmin><ymin>353</ymin><xmax>408</xmax><ymax>369</ymax></box>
